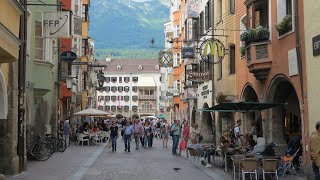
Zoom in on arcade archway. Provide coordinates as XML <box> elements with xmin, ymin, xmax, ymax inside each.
<box><xmin>202</xmin><ymin>102</ymin><xmax>213</xmax><ymax>142</ymax></box>
<box><xmin>267</xmin><ymin>76</ymin><xmax>301</xmax><ymax>144</ymax></box>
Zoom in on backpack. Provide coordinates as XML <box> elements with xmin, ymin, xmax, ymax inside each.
<box><xmin>230</xmin><ymin>127</ymin><xmax>237</xmax><ymax>140</ymax></box>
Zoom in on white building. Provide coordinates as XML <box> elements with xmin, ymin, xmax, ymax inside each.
<box><xmin>96</xmin><ymin>58</ymin><xmax>161</xmax><ymax>119</ymax></box>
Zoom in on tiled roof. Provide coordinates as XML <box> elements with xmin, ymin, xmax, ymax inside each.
<box><xmin>96</xmin><ymin>59</ymin><xmax>160</xmax><ymax>73</ymax></box>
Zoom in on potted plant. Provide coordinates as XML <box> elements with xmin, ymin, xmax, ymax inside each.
<box><xmin>255</xmin><ymin>26</ymin><xmax>270</xmax><ymax>41</ymax></box>
<box><xmin>240</xmin><ymin>46</ymin><xmax>246</xmax><ymax>57</ymax></box>
<box><xmin>240</xmin><ymin>27</ymin><xmax>269</xmax><ymax>45</ymax></box>
<box><xmin>275</xmin><ymin>15</ymin><xmax>292</xmax><ymax>36</ymax></box>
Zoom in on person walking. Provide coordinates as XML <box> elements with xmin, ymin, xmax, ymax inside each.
<box><xmin>63</xmin><ymin>119</ymin><xmax>71</xmax><ymax>147</ymax></box>
<box><xmin>160</xmin><ymin>119</ymin><xmax>169</xmax><ymax>148</ymax></box>
<box><xmin>170</xmin><ymin>120</ymin><xmax>181</xmax><ymax>155</ymax></box>
<box><xmin>133</xmin><ymin>119</ymin><xmax>144</xmax><ymax>150</ymax></box>
<box><xmin>143</xmin><ymin>120</ymin><xmax>152</xmax><ymax>148</ymax></box>
<box><xmin>310</xmin><ymin>121</ymin><xmax>320</xmax><ymax>180</ymax></box>
<box><xmin>110</xmin><ymin>121</ymin><xmax>119</xmax><ymax>152</ymax></box>
<box><xmin>179</xmin><ymin>120</ymin><xmax>189</xmax><ymax>156</ymax></box>
<box><xmin>123</xmin><ymin>121</ymin><xmax>133</xmax><ymax>152</ymax></box>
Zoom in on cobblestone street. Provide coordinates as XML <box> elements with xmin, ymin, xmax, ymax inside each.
<box><xmin>7</xmin><ymin>138</ymin><xmax>307</xmax><ymax>180</ymax></box>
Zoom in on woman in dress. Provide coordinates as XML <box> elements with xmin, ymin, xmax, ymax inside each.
<box><xmin>179</xmin><ymin>120</ymin><xmax>190</xmax><ymax>156</ymax></box>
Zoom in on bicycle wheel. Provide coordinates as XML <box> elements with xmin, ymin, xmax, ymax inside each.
<box><xmin>32</xmin><ymin>141</ymin><xmax>52</xmax><ymax>161</ymax></box>
<box><xmin>57</xmin><ymin>139</ymin><xmax>66</xmax><ymax>152</ymax></box>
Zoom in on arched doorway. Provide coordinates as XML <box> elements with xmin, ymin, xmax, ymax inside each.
<box><xmin>267</xmin><ymin>76</ymin><xmax>301</xmax><ymax>144</ymax></box>
<box><xmin>241</xmin><ymin>85</ymin><xmax>263</xmax><ymax>137</ymax></box>
<box><xmin>0</xmin><ymin>70</ymin><xmax>7</xmax><ymax>119</ymax></box>
<box><xmin>202</xmin><ymin>102</ymin><xmax>213</xmax><ymax>142</ymax></box>
<box><xmin>216</xmin><ymin>93</ymin><xmax>235</xmax><ymax>141</ymax></box>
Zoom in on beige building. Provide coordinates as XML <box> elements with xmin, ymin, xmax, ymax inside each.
<box><xmin>304</xmin><ymin>0</ymin><xmax>320</xmax><ymax>164</ymax></box>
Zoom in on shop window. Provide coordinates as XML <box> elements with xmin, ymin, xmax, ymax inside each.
<box><xmin>285</xmin><ymin>112</ymin><xmax>301</xmax><ymax>136</ymax></box>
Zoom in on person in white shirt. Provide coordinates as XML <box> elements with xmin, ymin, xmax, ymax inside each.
<box><xmin>233</xmin><ymin>119</ymin><xmax>243</xmax><ymax>146</ymax></box>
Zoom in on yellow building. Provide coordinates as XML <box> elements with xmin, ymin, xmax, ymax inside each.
<box><xmin>0</xmin><ymin>0</ymin><xmax>23</xmax><ymax>175</ymax></box>
<box><xmin>81</xmin><ymin>0</ymin><xmax>90</xmax><ymax>110</ymax></box>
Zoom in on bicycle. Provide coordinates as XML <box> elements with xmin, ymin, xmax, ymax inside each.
<box><xmin>27</xmin><ymin>136</ymin><xmax>52</xmax><ymax>161</ymax></box>
<box><xmin>45</xmin><ymin>134</ymin><xmax>66</xmax><ymax>154</ymax></box>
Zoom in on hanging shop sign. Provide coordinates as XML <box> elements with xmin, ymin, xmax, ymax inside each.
<box><xmin>313</xmin><ymin>34</ymin><xmax>320</xmax><ymax>56</ymax></box>
<box><xmin>198</xmin><ymin>38</ymin><xmax>225</xmax><ymax>61</ymax></box>
<box><xmin>60</xmin><ymin>51</ymin><xmax>77</xmax><ymax>62</ymax></box>
<box><xmin>187</xmin><ymin>71</ymin><xmax>210</xmax><ymax>82</ymax></box>
<box><xmin>182</xmin><ymin>47</ymin><xmax>195</xmax><ymax>59</ymax></box>
<box><xmin>43</xmin><ymin>12</ymin><xmax>70</xmax><ymax>38</ymax></box>
<box><xmin>159</xmin><ymin>50</ymin><xmax>173</xmax><ymax>67</ymax></box>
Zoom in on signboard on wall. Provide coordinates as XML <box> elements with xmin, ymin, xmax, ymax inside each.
<box><xmin>313</xmin><ymin>35</ymin><xmax>320</xmax><ymax>56</ymax></box>
<box><xmin>43</xmin><ymin>12</ymin><xmax>70</xmax><ymax>38</ymax></box>
<box><xmin>187</xmin><ymin>71</ymin><xmax>209</xmax><ymax>82</ymax></box>
<box><xmin>182</xmin><ymin>47</ymin><xmax>195</xmax><ymax>59</ymax></box>
<box><xmin>73</xmin><ymin>16</ymin><xmax>82</xmax><ymax>35</ymax></box>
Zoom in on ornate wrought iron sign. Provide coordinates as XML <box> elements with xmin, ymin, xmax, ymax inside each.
<box><xmin>158</xmin><ymin>50</ymin><xmax>173</xmax><ymax>67</ymax></box>
<box><xmin>197</xmin><ymin>38</ymin><xmax>226</xmax><ymax>63</ymax></box>
<box><xmin>187</xmin><ymin>71</ymin><xmax>210</xmax><ymax>82</ymax></box>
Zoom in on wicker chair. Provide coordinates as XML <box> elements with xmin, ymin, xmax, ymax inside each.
<box><xmin>241</xmin><ymin>158</ymin><xmax>258</xmax><ymax>180</ymax></box>
<box><xmin>261</xmin><ymin>159</ymin><xmax>279</xmax><ymax>180</ymax></box>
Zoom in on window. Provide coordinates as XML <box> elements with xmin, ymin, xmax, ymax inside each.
<box><xmin>124</xmin><ymin>77</ymin><xmax>130</xmax><ymax>83</ymax></box>
<box><xmin>111</xmin><ymin>77</ymin><xmax>117</xmax><ymax>83</ymax></box>
<box><xmin>229</xmin><ymin>0</ymin><xmax>235</xmax><ymax>14</ymax></box>
<box><xmin>286</xmin><ymin>0</ymin><xmax>292</xmax><ymax>16</ymax></box>
<box><xmin>205</xmin><ymin>1</ymin><xmax>211</xmax><ymax>30</ymax></box>
<box><xmin>35</xmin><ymin>21</ymin><xmax>43</xmax><ymax>61</ymax></box>
<box><xmin>192</xmin><ymin>18</ymin><xmax>199</xmax><ymax>41</ymax></box>
<box><xmin>119</xmin><ymin>77</ymin><xmax>122</xmax><ymax>83</ymax></box>
<box><xmin>218</xmin><ymin>60</ymin><xmax>222</xmax><ymax>79</ymax></box>
<box><xmin>81</xmin><ymin>39</ymin><xmax>88</xmax><ymax>56</ymax></box>
<box><xmin>200</xmin><ymin>11</ymin><xmax>204</xmax><ymax>35</ymax></box>
<box><xmin>117</xmin><ymin>106</ymin><xmax>122</xmax><ymax>111</ymax></box>
<box><xmin>118</xmin><ymin>86</ymin><xmax>123</xmax><ymax>92</ymax></box>
<box><xmin>177</xmin><ymin>80</ymin><xmax>180</xmax><ymax>91</ymax></box>
<box><xmin>173</xmin><ymin>54</ymin><xmax>179</xmax><ymax>67</ymax></box>
<box><xmin>132</xmin><ymin>96</ymin><xmax>138</xmax><ymax>101</ymax></box>
<box><xmin>82</xmin><ymin>4</ymin><xmax>89</xmax><ymax>21</ymax></box>
<box><xmin>124</xmin><ymin>96</ymin><xmax>129</xmax><ymax>102</ymax></box>
<box><xmin>111</xmin><ymin>96</ymin><xmax>116</xmax><ymax>102</ymax></box>
<box><xmin>124</xmin><ymin>86</ymin><xmax>129</xmax><ymax>92</ymax></box>
<box><xmin>253</xmin><ymin>0</ymin><xmax>269</xmax><ymax>28</ymax></box>
<box><xmin>105</xmin><ymin>96</ymin><xmax>110</xmax><ymax>102</ymax></box>
<box><xmin>121</xmin><ymin>96</ymin><xmax>124</xmax><ymax>100</ymax></box>
<box><xmin>217</xmin><ymin>0</ymin><xmax>223</xmax><ymax>23</ymax></box>
<box><xmin>229</xmin><ymin>44</ymin><xmax>235</xmax><ymax>74</ymax></box>
<box><xmin>105</xmin><ymin>77</ymin><xmax>110</xmax><ymax>83</ymax></box>
<box><xmin>132</xmin><ymin>86</ymin><xmax>137</xmax><ymax>92</ymax></box>
<box><xmin>105</xmin><ymin>106</ymin><xmax>110</xmax><ymax>111</ymax></box>
<box><xmin>132</xmin><ymin>77</ymin><xmax>138</xmax><ymax>82</ymax></box>
<box><xmin>106</xmin><ymin>86</ymin><xmax>110</xmax><ymax>92</ymax></box>
<box><xmin>124</xmin><ymin>106</ymin><xmax>129</xmax><ymax>112</ymax></box>
<box><xmin>132</xmin><ymin>106</ymin><xmax>138</xmax><ymax>112</ymax></box>
<box><xmin>111</xmin><ymin>86</ymin><xmax>117</xmax><ymax>92</ymax></box>
<box><xmin>111</xmin><ymin>106</ymin><xmax>116</xmax><ymax>112</ymax></box>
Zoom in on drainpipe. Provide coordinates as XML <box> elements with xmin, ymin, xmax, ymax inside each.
<box><xmin>18</xmin><ymin>0</ymin><xmax>27</xmax><ymax>173</ymax></box>
<box><xmin>210</xmin><ymin>0</ymin><xmax>216</xmax><ymax>145</ymax></box>
<box><xmin>294</xmin><ymin>0</ymin><xmax>307</xmax><ymax>175</ymax></box>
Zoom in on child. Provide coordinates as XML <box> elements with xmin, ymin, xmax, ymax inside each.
<box><xmin>281</xmin><ymin>153</ymin><xmax>293</xmax><ymax>162</ymax></box>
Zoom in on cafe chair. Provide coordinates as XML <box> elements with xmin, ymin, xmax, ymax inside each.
<box><xmin>261</xmin><ymin>159</ymin><xmax>279</xmax><ymax>180</ymax></box>
<box><xmin>241</xmin><ymin>158</ymin><xmax>258</xmax><ymax>180</ymax></box>
<box><xmin>188</xmin><ymin>148</ymin><xmax>200</xmax><ymax>166</ymax></box>
<box><xmin>78</xmin><ymin>133</ymin><xmax>89</xmax><ymax>146</ymax></box>
<box><xmin>232</xmin><ymin>155</ymin><xmax>245</xmax><ymax>180</ymax></box>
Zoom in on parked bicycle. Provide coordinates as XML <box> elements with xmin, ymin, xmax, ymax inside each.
<box><xmin>27</xmin><ymin>136</ymin><xmax>52</xmax><ymax>161</ymax></box>
<box><xmin>45</xmin><ymin>134</ymin><xmax>66</xmax><ymax>154</ymax></box>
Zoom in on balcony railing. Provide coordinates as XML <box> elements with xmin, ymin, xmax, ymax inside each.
<box><xmin>138</xmin><ymin>109</ymin><xmax>157</xmax><ymax>113</ymax></box>
<box><xmin>138</xmin><ymin>95</ymin><xmax>156</xmax><ymax>100</ymax></box>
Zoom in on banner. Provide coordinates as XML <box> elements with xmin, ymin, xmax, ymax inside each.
<box><xmin>43</xmin><ymin>12</ymin><xmax>70</xmax><ymax>38</ymax></box>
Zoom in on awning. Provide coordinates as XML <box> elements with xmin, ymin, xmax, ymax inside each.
<box><xmin>74</xmin><ymin>108</ymin><xmax>112</xmax><ymax>116</ymax></box>
<box><xmin>136</xmin><ymin>77</ymin><xmax>156</xmax><ymax>87</ymax></box>
<box><xmin>198</xmin><ymin>102</ymin><xmax>284</xmax><ymax>113</ymax></box>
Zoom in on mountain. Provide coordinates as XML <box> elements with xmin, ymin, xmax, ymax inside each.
<box><xmin>89</xmin><ymin>0</ymin><xmax>170</xmax><ymax>59</ymax></box>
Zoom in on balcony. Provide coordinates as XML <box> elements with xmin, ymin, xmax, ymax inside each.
<box><xmin>246</xmin><ymin>41</ymin><xmax>272</xmax><ymax>81</ymax></box>
<box><xmin>138</xmin><ymin>109</ymin><xmax>157</xmax><ymax>113</ymax></box>
<box><xmin>138</xmin><ymin>95</ymin><xmax>156</xmax><ymax>100</ymax></box>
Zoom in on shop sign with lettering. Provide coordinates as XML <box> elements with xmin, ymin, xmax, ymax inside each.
<box><xmin>187</xmin><ymin>71</ymin><xmax>209</xmax><ymax>82</ymax></box>
<box><xmin>313</xmin><ymin>35</ymin><xmax>320</xmax><ymax>56</ymax></box>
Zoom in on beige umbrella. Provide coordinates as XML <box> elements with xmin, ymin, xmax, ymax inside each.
<box><xmin>74</xmin><ymin>108</ymin><xmax>112</xmax><ymax>117</ymax></box>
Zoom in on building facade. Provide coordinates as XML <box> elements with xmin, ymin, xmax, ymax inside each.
<box><xmin>96</xmin><ymin>59</ymin><xmax>161</xmax><ymax>119</ymax></box>
<box><xmin>0</xmin><ymin>0</ymin><xmax>23</xmax><ymax>175</ymax></box>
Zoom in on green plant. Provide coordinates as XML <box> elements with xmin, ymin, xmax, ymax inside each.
<box><xmin>240</xmin><ymin>46</ymin><xmax>246</xmax><ymax>57</ymax></box>
<box><xmin>255</xmin><ymin>26</ymin><xmax>269</xmax><ymax>40</ymax></box>
<box><xmin>275</xmin><ymin>15</ymin><xmax>292</xmax><ymax>35</ymax></box>
<box><xmin>240</xmin><ymin>27</ymin><xmax>269</xmax><ymax>45</ymax></box>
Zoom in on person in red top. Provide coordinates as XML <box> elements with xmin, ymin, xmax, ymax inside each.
<box><xmin>179</xmin><ymin>120</ymin><xmax>190</xmax><ymax>156</ymax></box>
